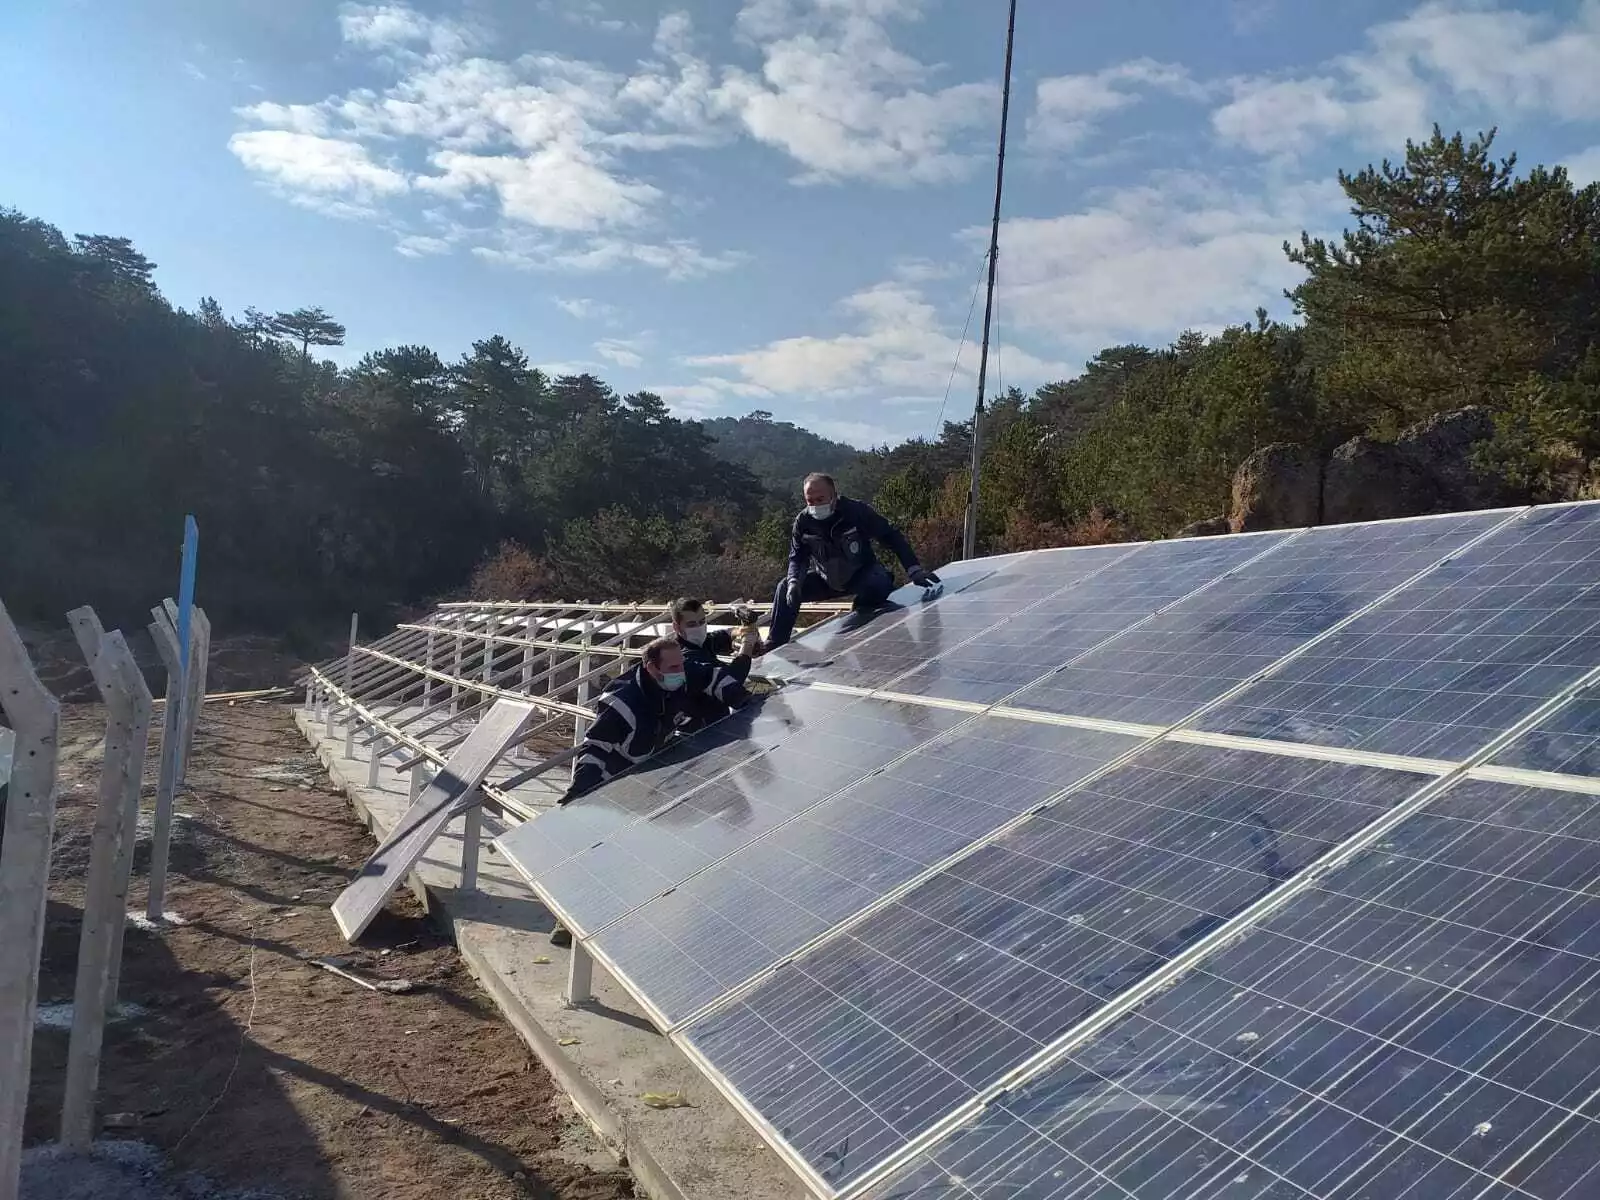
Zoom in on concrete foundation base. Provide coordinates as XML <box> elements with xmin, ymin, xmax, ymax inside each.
<box><xmin>295</xmin><ymin>709</ymin><xmax>808</xmax><ymax>1200</ymax></box>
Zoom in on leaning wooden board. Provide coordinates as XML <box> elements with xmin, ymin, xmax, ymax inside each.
<box><xmin>332</xmin><ymin>698</ymin><xmax>536</xmax><ymax>941</ymax></box>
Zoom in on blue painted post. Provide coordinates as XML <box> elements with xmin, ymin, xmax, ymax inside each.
<box><xmin>175</xmin><ymin>515</ymin><xmax>199</xmax><ymax>673</ymax></box>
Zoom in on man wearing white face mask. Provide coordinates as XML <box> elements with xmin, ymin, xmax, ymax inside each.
<box><xmin>763</xmin><ymin>471</ymin><xmax>938</xmax><ymax>650</ymax></box>
<box><xmin>671</xmin><ymin>596</ymin><xmax>758</xmax><ymax>725</ymax></box>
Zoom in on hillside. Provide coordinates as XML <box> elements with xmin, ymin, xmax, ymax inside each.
<box><xmin>698</xmin><ymin>411</ymin><xmax>860</xmax><ymax>499</ymax></box>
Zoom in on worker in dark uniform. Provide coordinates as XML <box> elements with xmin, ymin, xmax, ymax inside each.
<box><xmin>670</xmin><ymin>597</ymin><xmax>760</xmax><ymax>727</ymax></box>
<box><xmin>549</xmin><ymin>636</ymin><xmax>749</xmax><ymax>946</ymax></box>
<box><xmin>763</xmin><ymin>472</ymin><xmax>939</xmax><ymax>650</ymax></box>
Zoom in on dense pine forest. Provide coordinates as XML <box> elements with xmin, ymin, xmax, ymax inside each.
<box><xmin>3</xmin><ymin>128</ymin><xmax>1597</xmax><ymax>635</ymax></box>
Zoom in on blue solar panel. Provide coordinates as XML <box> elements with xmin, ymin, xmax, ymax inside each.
<box><xmin>1489</xmin><ymin>686</ymin><xmax>1600</xmax><ymax>778</ymax></box>
<box><xmin>508</xmin><ymin>699</ymin><xmax>969</xmax><ymax>935</ymax></box>
<box><xmin>759</xmin><ymin>552</ymin><xmax>1035</xmax><ymax>683</ymax></box>
<box><xmin>1006</xmin><ymin>509</ymin><xmax>1511</xmax><ymax>729</ymax></box>
<box><xmin>886</xmin><ymin>533</ymin><xmax>1294</xmax><ymax>706</ymax></box>
<box><xmin>777</xmin><ymin>543</ymin><xmax>1140</xmax><ymax>692</ymax></box>
<box><xmin>494</xmin><ymin>682</ymin><xmax>854</xmax><ymax>880</ymax></box>
<box><xmin>591</xmin><ymin>719</ymin><xmax>1144</xmax><ymax>1026</ymax></box>
<box><xmin>865</xmin><ymin>768</ymin><xmax>1600</xmax><ymax>1200</ymax></box>
<box><xmin>1197</xmin><ymin>503</ymin><xmax>1600</xmax><ymax>761</ymax></box>
<box><xmin>679</xmin><ymin>743</ymin><xmax>1431</xmax><ymax>1191</ymax></box>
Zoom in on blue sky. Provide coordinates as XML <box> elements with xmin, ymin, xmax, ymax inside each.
<box><xmin>5</xmin><ymin>1</ymin><xmax>1600</xmax><ymax>447</ymax></box>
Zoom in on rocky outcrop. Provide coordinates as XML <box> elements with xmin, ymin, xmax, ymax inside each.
<box><xmin>1229</xmin><ymin>443</ymin><xmax>1323</xmax><ymax>533</ymax></box>
<box><xmin>1176</xmin><ymin>516</ymin><xmax>1230</xmax><ymax>538</ymax></box>
<box><xmin>1204</xmin><ymin>406</ymin><xmax>1511</xmax><ymax>536</ymax></box>
<box><xmin>1323</xmin><ymin>406</ymin><xmax>1505</xmax><ymax>524</ymax></box>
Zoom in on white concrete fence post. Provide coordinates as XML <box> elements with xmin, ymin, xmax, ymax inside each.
<box><xmin>0</xmin><ymin>600</ymin><xmax>62</xmax><ymax>1200</ymax></box>
<box><xmin>60</xmin><ymin>618</ymin><xmax>152</xmax><ymax>1150</ymax></box>
<box><xmin>144</xmin><ymin>610</ymin><xmax>184</xmax><ymax>922</ymax></box>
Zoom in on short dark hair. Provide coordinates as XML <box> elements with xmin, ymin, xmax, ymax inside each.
<box><xmin>671</xmin><ymin>597</ymin><xmax>705</xmax><ymax>622</ymax></box>
<box><xmin>641</xmin><ymin>636</ymin><xmax>678</xmax><ymax>668</ymax></box>
<box><xmin>803</xmin><ymin>472</ymin><xmax>836</xmax><ymax>495</ymax></box>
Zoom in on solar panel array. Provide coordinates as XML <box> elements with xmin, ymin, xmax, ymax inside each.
<box><xmin>494</xmin><ymin>502</ymin><xmax>1600</xmax><ymax>1199</ymax></box>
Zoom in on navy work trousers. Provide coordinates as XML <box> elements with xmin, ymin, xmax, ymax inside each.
<box><xmin>765</xmin><ymin>562</ymin><xmax>895</xmax><ymax>650</ymax></box>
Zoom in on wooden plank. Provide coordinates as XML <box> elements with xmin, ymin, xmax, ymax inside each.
<box><xmin>0</xmin><ymin>600</ymin><xmax>62</xmax><ymax>1200</ymax></box>
<box><xmin>331</xmin><ymin>698</ymin><xmax>536</xmax><ymax>942</ymax></box>
<box><xmin>59</xmin><ymin>621</ymin><xmax>151</xmax><ymax>1149</ymax></box>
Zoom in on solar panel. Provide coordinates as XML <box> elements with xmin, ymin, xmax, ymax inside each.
<box><xmin>1197</xmin><ymin>503</ymin><xmax>1600</xmax><ymax>760</ymax></box>
<box><xmin>778</xmin><ymin>543</ymin><xmax>1141</xmax><ymax>692</ymax></box>
<box><xmin>494</xmin><ymin>680</ymin><xmax>854</xmax><ymax>880</ymax></box>
<box><xmin>760</xmin><ymin>552</ymin><xmax>1035</xmax><ymax>683</ymax></box>
<box><xmin>885</xmin><ymin>533</ymin><xmax>1294</xmax><ymax>706</ymax></box>
<box><xmin>590</xmin><ymin>719</ymin><xmax>1145</xmax><ymax>1026</ymax></box>
<box><xmin>676</xmin><ymin>743</ymin><xmax>1434</xmax><ymax>1192</ymax></box>
<box><xmin>862</xmin><ymin>764</ymin><xmax>1600</xmax><ymax>1200</ymax></box>
<box><xmin>1004</xmin><ymin>509</ymin><xmax>1513</xmax><ymax>728</ymax></box>
<box><xmin>507</xmin><ymin>697</ymin><xmax>970</xmax><ymax>936</ymax></box>
<box><xmin>488</xmin><ymin>502</ymin><xmax>1600</xmax><ymax>1200</ymax></box>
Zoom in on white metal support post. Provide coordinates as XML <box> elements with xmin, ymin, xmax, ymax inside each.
<box><xmin>571</xmin><ymin>624</ymin><xmax>593</xmax><ymax>783</ymax></box>
<box><xmin>422</xmin><ymin>629</ymin><xmax>435</xmax><ymax>709</ymax></box>
<box><xmin>0</xmin><ymin>600</ymin><xmax>61</xmax><ymax>1200</ymax></box>
<box><xmin>460</xmin><ymin>795</ymin><xmax>482</xmax><ymax>893</ymax></box>
<box><xmin>342</xmin><ymin>612</ymin><xmax>359</xmax><ymax>728</ymax></box>
<box><xmin>368</xmin><ymin>735</ymin><xmax>388</xmax><ymax>787</ymax></box>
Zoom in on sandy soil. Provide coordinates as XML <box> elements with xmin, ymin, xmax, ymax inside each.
<box><xmin>23</xmin><ymin>701</ymin><xmax>635</xmax><ymax>1200</ymax></box>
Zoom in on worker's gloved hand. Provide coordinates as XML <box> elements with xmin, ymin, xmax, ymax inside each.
<box><xmin>558</xmin><ymin>785</ymin><xmax>581</xmax><ymax>806</ymax></box>
<box><xmin>739</xmin><ymin>628</ymin><xmax>763</xmax><ymax>657</ymax></box>
<box><xmin>908</xmin><ymin>566</ymin><xmax>941</xmax><ymax>588</ymax></box>
<box><xmin>784</xmin><ymin>579</ymin><xmax>800</xmax><ymax>607</ymax></box>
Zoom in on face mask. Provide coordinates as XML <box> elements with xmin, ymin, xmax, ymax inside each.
<box><xmin>681</xmin><ymin>625</ymin><xmax>707</xmax><ymax>646</ymax></box>
<box><xmin>660</xmin><ymin>670</ymin><xmax>687</xmax><ymax>691</ymax></box>
<box><xmin>807</xmin><ymin>502</ymin><xmax>834</xmax><ymax>520</ymax></box>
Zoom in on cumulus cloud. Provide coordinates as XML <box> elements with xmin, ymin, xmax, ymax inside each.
<box><xmin>1029</xmin><ymin>59</ymin><xmax>1203</xmax><ymax>152</ymax></box>
<box><xmin>594</xmin><ymin>337</ymin><xmax>645</xmax><ymax>368</ymax></box>
<box><xmin>228</xmin><ymin>130</ymin><xmax>409</xmax><ymax>197</ymax></box>
<box><xmin>1213</xmin><ymin>0</ymin><xmax>1600</xmax><ymax>157</ymax></box>
<box><xmin>555</xmin><ymin>297</ymin><xmax>619</xmax><ymax>320</ymax></box>
<box><xmin>687</xmin><ymin>280</ymin><xmax>1070</xmax><ymax>400</ymax></box>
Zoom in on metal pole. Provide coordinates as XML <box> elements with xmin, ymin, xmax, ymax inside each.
<box><xmin>962</xmin><ymin>0</ymin><xmax>1018</xmax><ymax>562</ymax></box>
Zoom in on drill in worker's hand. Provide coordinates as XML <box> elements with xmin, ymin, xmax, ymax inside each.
<box><xmin>732</xmin><ymin>602</ymin><xmax>763</xmax><ymax>657</ymax></box>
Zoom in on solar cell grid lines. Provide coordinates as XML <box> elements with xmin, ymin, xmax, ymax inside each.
<box><xmin>590</xmin><ymin>719</ymin><xmax>1146</xmax><ymax>1027</ymax></box>
<box><xmin>1198</xmin><ymin>503</ymin><xmax>1600</xmax><ymax>761</ymax></box>
<box><xmin>784</xmin><ymin>542</ymin><xmax>1141</xmax><ymax>692</ymax></box>
<box><xmin>494</xmin><ymin>680</ymin><xmax>856</xmax><ymax>882</ymax></box>
<box><xmin>679</xmin><ymin>743</ymin><xmax>1434</xmax><ymax>1192</ymax></box>
<box><xmin>513</xmin><ymin>698</ymin><xmax>970</xmax><ymax>936</ymax></box>
<box><xmin>864</xmin><ymin>767</ymin><xmax>1600</xmax><ymax>1200</ymax></box>
<box><xmin>884</xmin><ymin>532</ymin><xmax>1294</xmax><ymax>706</ymax></box>
<box><xmin>1487</xmin><ymin>687</ymin><xmax>1600</xmax><ymax>780</ymax></box>
<box><xmin>1005</xmin><ymin>507</ymin><xmax>1515</xmax><ymax>728</ymax></box>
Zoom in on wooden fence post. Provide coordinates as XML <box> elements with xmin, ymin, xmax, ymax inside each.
<box><xmin>60</xmin><ymin>623</ymin><xmax>152</xmax><ymax>1150</ymax></box>
<box><xmin>0</xmin><ymin>600</ymin><xmax>62</xmax><ymax>1200</ymax></box>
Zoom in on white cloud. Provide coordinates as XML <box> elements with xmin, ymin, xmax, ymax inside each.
<box><xmin>555</xmin><ymin>297</ymin><xmax>618</xmax><ymax>320</ymax></box>
<box><xmin>395</xmin><ymin>234</ymin><xmax>451</xmax><ymax>257</ymax></box>
<box><xmin>1567</xmin><ymin>145</ymin><xmax>1600</xmax><ymax>187</ymax></box>
<box><xmin>984</xmin><ymin>173</ymin><xmax>1345</xmax><ymax>353</ymax></box>
<box><xmin>228</xmin><ymin>130</ymin><xmax>409</xmax><ymax>196</ymax></box>
<box><xmin>420</xmin><ymin>147</ymin><xmax>659</xmax><ymax>232</ymax></box>
<box><xmin>687</xmin><ymin>280</ymin><xmax>1070</xmax><ymax>399</ymax></box>
<box><xmin>236</xmin><ymin>101</ymin><xmax>330</xmax><ymax>136</ymax></box>
<box><xmin>1029</xmin><ymin>59</ymin><xmax>1202</xmax><ymax>152</ymax></box>
<box><xmin>714</xmin><ymin>0</ymin><xmax>996</xmax><ymax>184</ymax></box>
<box><xmin>1214</xmin><ymin>1</ymin><xmax>1600</xmax><ymax>157</ymax></box>
<box><xmin>337</xmin><ymin>3</ymin><xmax>476</xmax><ymax>59</ymax></box>
<box><xmin>594</xmin><ymin>337</ymin><xmax>645</xmax><ymax>368</ymax></box>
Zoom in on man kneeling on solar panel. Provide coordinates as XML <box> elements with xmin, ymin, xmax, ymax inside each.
<box><xmin>670</xmin><ymin>596</ymin><xmax>761</xmax><ymax>726</ymax></box>
<box><xmin>547</xmin><ymin>636</ymin><xmax>750</xmax><ymax>947</ymax></box>
<box><xmin>762</xmin><ymin>472</ymin><xmax>940</xmax><ymax>651</ymax></box>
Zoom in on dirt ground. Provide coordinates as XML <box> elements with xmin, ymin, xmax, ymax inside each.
<box><xmin>23</xmin><ymin>701</ymin><xmax>636</xmax><ymax>1200</ymax></box>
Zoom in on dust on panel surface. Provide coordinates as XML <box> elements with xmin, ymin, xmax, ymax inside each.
<box><xmin>888</xmin><ymin>534</ymin><xmax>1293</xmax><ymax>706</ymax></box>
<box><xmin>863</xmin><ymin>768</ymin><xmax>1600</xmax><ymax>1200</ymax></box>
<box><xmin>1006</xmin><ymin>509</ymin><xmax>1511</xmax><ymax>728</ymax></box>
<box><xmin>1196</xmin><ymin>503</ymin><xmax>1600</xmax><ymax>760</ymax></box>
<box><xmin>677</xmin><ymin>743</ymin><xmax>1432</xmax><ymax>1192</ymax></box>
<box><xmin>591</xmin><ymin>719</ymin><xmax>1146</xmax><ymax>1026</ymax></box>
